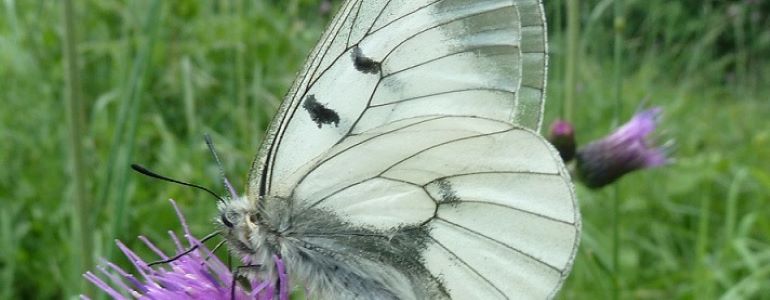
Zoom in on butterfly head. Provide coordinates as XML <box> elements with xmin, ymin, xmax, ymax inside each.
<box><xmin>218</xmin><ymin>196</ymin><xmax>266</xmax><ymax>256</ymax></box>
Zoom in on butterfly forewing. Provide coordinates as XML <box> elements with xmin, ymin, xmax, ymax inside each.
<box><xmin>249</xmin><ymin>0</ymin><xmax>548</xmax><ymax>198</ymax></box>
<box><xmin>247</xmin><ymin>0</ymin><xmax>361</xmax><ymax>197</ymax></box>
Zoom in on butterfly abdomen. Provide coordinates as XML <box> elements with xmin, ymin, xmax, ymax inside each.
<box><xmin>230</xmin><ymin>197</ymin><xmax>448</xmax><ymax>299</ymax></box>
<box><xmin>281</xmin><ymin>239</ymin><xmax>412</xmax><ymax>299</ymax></box>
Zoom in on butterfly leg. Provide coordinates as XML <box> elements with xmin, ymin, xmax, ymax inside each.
<box><xmin>200</xmin><ymin>239</ymin><xmax>226</xmax><ymax>265</ymax></box>
<box><xmin>230</xmin><ymin>264</ymin><xmax>262</xmax><ymax>300</ymax></box>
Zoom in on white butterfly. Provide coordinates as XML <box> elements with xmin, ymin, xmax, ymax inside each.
<box><xmin>219</xmin><ymin>0</ymin><xmax>580</xmax><ymax>299</ymax></box>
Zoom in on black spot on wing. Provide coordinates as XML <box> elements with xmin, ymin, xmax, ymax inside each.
<box><xmin>303</xmin><ymin>94</ymin><xmax>340</xmax><ymax>128</ymax></box>
<box><xmin>351</xmin><ymin>45</ymin><xmax>381</xmax><ymax>74</ymax></box>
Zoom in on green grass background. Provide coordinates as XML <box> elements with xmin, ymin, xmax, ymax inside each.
<box><xmin>1</xmin><ymin>0</ymin><xmax>769</xmax><ymax>299</ymax></box>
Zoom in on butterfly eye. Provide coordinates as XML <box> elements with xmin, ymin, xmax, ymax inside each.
<box><xmin>248</xmin><ymin>214</ymin><xmax>258</xmax><ymax>224</ymax></box>
<box><xmin>220</xmin><ymin>214</ymin><xmax>234</xmax><ymax>228</ymax></box>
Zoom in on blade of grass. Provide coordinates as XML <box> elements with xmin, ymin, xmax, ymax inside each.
<box><xmin>720</xmin><ymin>260</ymin><xmax>770</xmax><ymax>299</ymax></box>
<box><xmin>100</xmin><ymin>0</ymin><xmax>164</xmax><ymax>273</ymax></box>
<box><xmin>183</xmin><ymin>56</ymin><xmax>197</xmax><ymax>139</ymax></box>
<box><xmin>718</xmin><ymin>168</ymin><xmax>748</xmax><ymax>289</ymax></box>
<box><xmin>611</xmin><ymin>0</ymin><xmax>625</xmax><ymax>298</ymax></box>
<box><xmin>731</xmin><ymin>5</ymin><xmax>747</xmax><ymax>92</ymax></box>
<box><xmin>695</xmin><ymin>187</ymin><xmax>714</xmax><ymax>299</ymax></box>
<box><xmin>0</xmin><ymin>204</ymin><xmax>19</xmax><ymax>300</ymax></box>
<box><xmin>233</xmin><ymin>0</ymin><xmax>249</xmax><ymax>150</ymax></box>
<box><xmin>724</xmin><ymin>169</ymin><xmax>747</xmax><ymax>249</ymax></box>
<box><xmin>564</xmin><ymin>0</ymin><xmax>580</xmax><ymax>121</ymax></box>
<box><xmin>61</xmin><ymin>0</ymin><xmax>92</xmax><ymax>295</ymax></box>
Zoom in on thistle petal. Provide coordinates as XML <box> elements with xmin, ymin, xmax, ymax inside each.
<box><xmin>83</xmin><ymin>200</ymin><xmax>289</xmax><ymax>300</ymax></box>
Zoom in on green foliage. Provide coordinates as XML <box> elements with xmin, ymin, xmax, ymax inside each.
<box><xmin>0</xmin><ymin>0</ymin><xmax>768</xmax><ymax>299</ymax></box>
<box><xmin>546</xmin><ymin>0</ymin><xmax>770</xmax><ymax>299</ymax></box>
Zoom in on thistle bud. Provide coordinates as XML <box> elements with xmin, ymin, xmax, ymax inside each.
<box><xmin>575</xmin><ymin>108</ymin><xmax>669</xmax><ymax>189</ymax></box>
<box><xmin>548</xmin><ymin>120</ymin><xmax>577</xmax><ymax>162</ymax></box>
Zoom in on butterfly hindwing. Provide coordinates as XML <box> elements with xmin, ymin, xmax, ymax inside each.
<box><xmin>285</xmin><ymin>116</ymin><xmax>578</xmax><ymax>299</ymax></box>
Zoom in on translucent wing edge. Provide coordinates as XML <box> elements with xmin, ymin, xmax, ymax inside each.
<box><xmin>512</xmin><ymin>0</ymin><xmax>548</xmax><ymax>133</ymax></box>
<box><xmin>539</xmin><ymin>0</ymin><xmax>549</xmax><ymax>134</ymax></box>
<box><xmin>540</xmin><ymin>124</ymin><xmax>580</xmax><ymax>300</ymax></box>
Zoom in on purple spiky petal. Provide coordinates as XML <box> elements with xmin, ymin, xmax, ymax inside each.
<box><xmin>83</xmin><ymin>200</ymin><xmax>289</xmax><ymax>300</ymax></box>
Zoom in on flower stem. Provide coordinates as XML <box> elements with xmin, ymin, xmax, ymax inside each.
<box><xmin>564</xmin><ymin>0</ymin><xmax>580</xmax><ymax>121</ymax></box>
<box><xmin>611</xmin><ymin>185</ymin><xmax>620</xmax><ymax>299</ymax></box>
<box><xmin>613</xmin><ymin>3</ymin><xmax>624</xmax><ymax>126</ymax></box>
<box><xmin>62</xmin><ymin>0</ymin><xmax>92</xmax><ymax>295</ymax></box>
<box><xmin>611</xmin><ymin>0</ymin><xmax>625</xmax><ymax>299</ymax></box>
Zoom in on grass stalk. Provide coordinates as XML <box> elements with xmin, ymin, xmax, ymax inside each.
<box><xmin>612</xmin><ymin>1</ymin><xmax>624</xmax><ymax>125</ymax></box>
<box><xmin>726</xmin><ymin>169</ymin><xmax>746</xmax><ymax>238</ymax></box>
<box><xmin>695</xmin><ymin>189</ymin><xmax>713</xmax><ymax>299</ymax></box>
<box><xmin>611</xmin><ymin>186</ymin><xmax>620</xmax><ymax>299</ymax></box>
<box><xmin>61</xmin><ymin>0</ymin><xmax>92</xmax><ymax>294</ymax></box>
<box><xmin>732</xmin><ymin>8</ymin><xmax>748</xmax><ymax>92</ymax></box>
<box><xmin>611</xmin><ymin>0</ymin><xmax>625</xmax><ymax>299</ymax></box>
<box><xmin>0</xmin><ymin>206</ymin><xmax>17</xmax><ymax>299</ymax></box>
<box><xmin>722</xmin><ymin>169</ymin><xmax>747</xmax><ymax>262</ymax></box>
<box><xmin>183</xmin><ymin>56</ymin><xmax>197</xmax><ymax>139</ymax></box>
<box><xmin>564</xmin><ymin>0</ymin><xmax>580</xmax><ymax>121</ymax></box>
<box><xmin>234</xmin><ymin>0</ymin><xmax>249</xmax><ymax>149</ymax></box>
<box><xmin>101</xmin><ymin>0</ymin><xmax>164</xmax><ymax>265</ymax></box>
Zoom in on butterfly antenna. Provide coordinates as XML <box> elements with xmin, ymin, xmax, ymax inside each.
<box><xmin>130</xmin><ymin>164</ymin><xmax>226</xmax><ymax>204</ymax></box>
<box><xmin>204</xmin><ymin>134</ymin><xmax>239</xmax><ymax>200</ymax></box>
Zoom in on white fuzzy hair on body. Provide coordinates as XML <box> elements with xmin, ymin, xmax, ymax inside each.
<box><xmin>218</xmin><ymin>195</ymin><xmax>446</xmax><ymax>299</ymax></box>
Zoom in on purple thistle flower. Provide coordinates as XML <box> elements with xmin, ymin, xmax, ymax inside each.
<box><xmin>83</xmin><ymin>200</ymin><xmax>290</xmax><ymax>300</ymax></box>
<box><xmin>575</xmin><ymin>107</ymin><xmax>669</xmax><ymax>189</ymax></box>
<box><xmin>548</xmin><ymin>119</ymin><xmax>577</xmax><ymax>162</ymax></box>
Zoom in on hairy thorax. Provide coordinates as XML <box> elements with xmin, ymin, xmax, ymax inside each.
<box><xmin>217</xmin><ymin>195</ymin><xmax>447</xmax><ymax>300</ymax></box>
